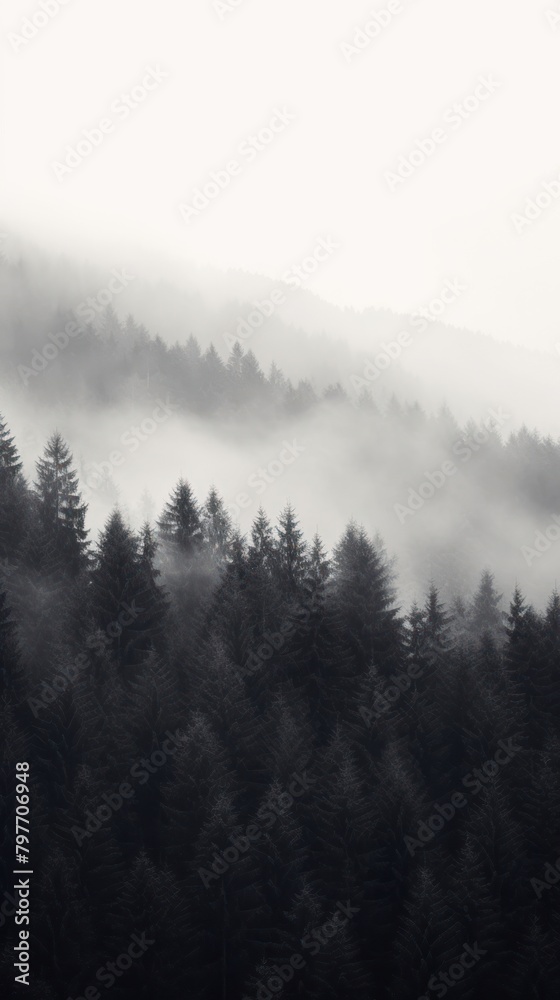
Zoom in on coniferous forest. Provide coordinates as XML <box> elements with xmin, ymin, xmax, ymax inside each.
<box><xmin>1</xmin><ymin>401</ymin><xmax>560</xmax><ymax>1000</ymax></box>
<box><xmin>3</xmin><ymin>2</ymin><xmax>559</xmax><ymax>995</ymax></box>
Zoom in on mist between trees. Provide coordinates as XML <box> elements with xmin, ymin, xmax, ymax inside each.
<box><xmin>1</xmin><ymin>401</ymin><xmax>560</xmax><ymax>996</ymax></box>
<box><xmin>5</xmin><ymin>252</ymin><xmax>560</xmax><ymax>607</ymax></box>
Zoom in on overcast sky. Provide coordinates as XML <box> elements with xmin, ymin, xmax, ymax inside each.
<box><xmin>2</xmin><ymin>0</ymin><xmax>560</xmax><ymax>351</ymax></box>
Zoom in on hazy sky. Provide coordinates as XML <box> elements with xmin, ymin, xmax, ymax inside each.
<box><xmin>2</xmin><ymin>0</ymin><xmax>560</xmax><ymax>350</ymax></box>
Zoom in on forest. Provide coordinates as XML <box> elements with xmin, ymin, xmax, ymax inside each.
<box><xmin>3</xmin><ymin>251</ymin><xmax>560</xmax><ymax>608</ymax></box>
<box><xmin>1</xmin><ymin>409</ymin><xmax>559</xmax><ymax>999</ymax></box>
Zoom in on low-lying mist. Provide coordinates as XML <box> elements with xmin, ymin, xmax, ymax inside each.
<box><xmin>1</xmin><ymin>241</ymin><xmax>559</xmax><ymax>611</ymax></box>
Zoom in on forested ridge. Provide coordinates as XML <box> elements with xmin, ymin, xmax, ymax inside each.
<box><xmin>4</xmin><ymin>252</ymin><xmax>560</xmax><ymax>611</ymax></box>
<box><xmin>5</xmin><ymin>291</ymin><xmax>560</xmax><ymax>519</ymax></box>
<box><xmin>1</xmin><ymin>411</ymin><xmax>560</xmax><ymax>999</ymax></box>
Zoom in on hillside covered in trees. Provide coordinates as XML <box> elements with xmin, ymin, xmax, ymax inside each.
<box><xmin>2</xmin><ymin>258</ymin><xmax>560</xmax><ymax>608</ymax></box>
<box><xmin>1</xmin><ymin>414</ymin><xmax>560</xmax><ymax>998</ymax></box>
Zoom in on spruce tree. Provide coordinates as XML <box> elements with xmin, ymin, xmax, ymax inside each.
<box><xmin>226</xmin><ymin>343</ymin><xmax>244</xmax><ymax>407</ymax></box>
<box><xmin>246</xmin><ymin>509</ymin><xmax>280</xmax><ymax>635</ymax></box>
<box><xmin>91</xmin><ymin>509</ymin><xmax>167</xmax><ymax>674</ymax></box>
<box><xmin>157</xmin><ymin>478</ymin><xmax>202</xmax><ymax>556</ymax></box>
<box><xmin>240</xmin><ymin>349</ymin><xmax>265</xmax><ymax>395</ymax></box>
<box><xmin>281</xmin><ymin>533</ymin><xmax>355</xmax><ymax>735</ymax></box>
<box><xmin>423</xmin><ymin>583</ymin><xmax>453</xmax><ymax>657</ymax></box>
<box><xmin>202</xmin><ymin>486</ymin><xmax>232</xmax><ymax>558</ymax></box>
<box><xmin>200</xmin><ymin>344</ymin><xmax>227</xmax><ymax>412</ymax></box>
<box><xmin>0</xmin><ymin>413</ymin><xmax>22</xmax><ymax>477</ymax></box>
<box><xmin>469</xmin><ymin>569</ymin><xmax>505</xmax><ymax>646</ymax></box>
<box><xmin>0</xmin><ymin>414</ymin><xmax>29</xmax><ymax>561</ymax></box>
<box><xmin>273</xmin><ymin>504</ymin><xmax>308</xmax><ymax>599</ymax></box>
<box><xmin>332</xmin><ymin>522</ymin><xmax>403</xmax><ymax>676</ymax></box>
<box><xmin>34</xmin><ymin>432</ymin><xmax>89</xmax><ymax>576</ymax></box>
<box><xmin>406</xmin><ymin>602</ymin><xmax>426</xmax><ymax>656</ymax></box>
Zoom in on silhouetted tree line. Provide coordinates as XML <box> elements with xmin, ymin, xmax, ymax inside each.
<box><xmin>1</xmin><ymin>412</ymin><xmax>560</xmax><ymax>999</ymax></box>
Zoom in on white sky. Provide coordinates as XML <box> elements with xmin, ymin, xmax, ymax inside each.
<box><xmin>1</xmin><ymin>0</ymin><xmax>560</xmax><ymax>350</ymax></box>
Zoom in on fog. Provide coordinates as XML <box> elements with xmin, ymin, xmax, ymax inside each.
<box><xmin>4</xmin><ymin>6</ymin><xmax>560</xmax><ymax>995</ymax></box>
<box><xmin>1</xmin><ymin>242</ymin><xmax>559</xmax><ymax>611</ymax></box>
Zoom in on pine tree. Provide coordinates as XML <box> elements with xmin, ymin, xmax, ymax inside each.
<box><xmin>225</xmin><ymin>342</ymin><xmax>244</xmax><ymax>404</ymax></box>
<box><xmin>184</xmin><ymin>333</ymin><xmax>202</xmax><ymax>366</ymax></box>
<box><xmin>285</xmin><ymin>378</ymin><xmax>317</xmax><ymax>415</ymax></box>
<box><xmin>273</xmin><ymin>504</ymin><xmax>308</xmax><ymax>599</ymax></box>
<box><xmin>391</xmin><ymin>862</ymin><xmax>462</xmax><ymax>1000</ymax></box>
<box><xmin>226</xmin><ymin>341</ymin><xmax>244</xmax><ymax>376</ymax></box>
<box><xmin>240</xmin><ymin>349</ymin><xmax>265</xmax><ymax>393</ymax></box>
<box><xmin>406</xmin><ymin>602</ymin><xmax>426</xmax><ymax>657</ymax></box>
<box><xmin>267</xmin><ymin>361</ymin><xmax>288</xmax><ymax>402</ymax></box>
<box><xmin>536</xmin><ymin>591</ymin><xmax>560</xmax><ymax>735</ymax></box>
<box><xmin>34</xmin><ymin>432</ymin><xmax>89</xmax><ymax>576</ymax></box>
<box><xmin>138</xmin><ymin>520</ymin><xmax>170</xmax><ymax>620</ymax></box>
<box><xmin>91</xmin><ymin>509</ymin><xmax>167</xmax><ymax>674</ymax></box>
<box><xmin>200</xmin><ymin>344</ymin><xmax>227</xmax><ymax>413</ymax></box>
<box><xmin>0</xmin><ymin>414</ymin><xmax>29</xmax><ymax>561</ymax></box>
<box><xmin>449</xmin><ymin>594</ymin><xmax>469</xmax><ymax>647</ymax></box>
<box><xmin>0</xmin><ymin>413</ymin><xmax>22</xmax><ymax>477</ymax></box>
<box><xmin>280</xmin><ymin>534</ymin><xmax>355</xmax><ymax>735</ymax></box>
<box><xmin>204</xmin><ymin>551</ymin><xmax>256</xmax><ymax>696</ymax></box>
<box><xmin>202</xmin><ymin>487</ymin><xmax>232</xmax><ymax>558</ymax></box>
<box><xmin>469</xmin><ymin>569</ymin><xmax>505</xmax><ymax>646</ymax></box>
<box><xmin>246</xmin><ymin>509</ymin><xmax>280</xmax><ymax>636</ymax></box>
<box><xmin>306</xmin><ymin>532</ymin><xmax>330</xmax><ymax>592</ymax></box>
<box><xmin>332</xmin><ymin>522</ymin><xmax>403</xmax><ymax>676</ymax></box>
<box><xmin>423</xmin><ymin>583</ymin><xmax>453</xmax><ymax>658</ymax></box>
<box><xmin>248</xmin><ymin>508</ymin><xmax>274</xmax><ymax>567</ymax></box>
<box><xmin>158</xmin><ymin>478</ymin><xmax>202</xmax><ymax>556</ymax></box>
<box><xmin>505</xmin><ymin>587</ymin><xmax>539</xmax><ymax>691</ymax></box>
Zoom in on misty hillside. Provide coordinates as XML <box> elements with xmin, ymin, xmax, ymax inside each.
<box><xmin>0</xmin><ymin>248</ymin><xmax>559</xmax><ymax>608</ymax></box>
<box><xmin>1</xmin><ymin>240</ymin><xmax>559</xmax><ymax>432</ymax></box>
